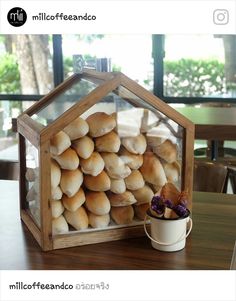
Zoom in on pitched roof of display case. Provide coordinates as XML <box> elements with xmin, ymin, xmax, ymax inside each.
<box><xmin>19</xmin><ymin>69</ymin><xmax>194</xmax><ymax>141</ymax></box>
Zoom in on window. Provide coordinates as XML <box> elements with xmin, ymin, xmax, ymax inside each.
<box><xmin>0</xmin><ymin>34</ymin><xmax>57</xmax><ymax>160</ymax></box>
<box><xmin>1</xmin><ymin>34</ymin><xmax>235</xmax><ymax>160</ymax></box>
<box><xmin>153</xmin><ymin>34</ymin><xmax>236</xmax><ymax>104</ymax></box>
<box><xmin>61</xmin><ymin>34</ymin><xmax>153</xmax><ymax>90</ymax></box>
<box><xmin>0</xmin><ymin>34</ymin><xmax>154</xmax><ymax>160</ymax></box>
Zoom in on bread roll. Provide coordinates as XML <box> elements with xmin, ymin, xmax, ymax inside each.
<box><xmin>80</xmin><ymin>152</ymin><xmax>104</xmax><ymax>176</ymax></box>
<box><xmin>60</xmin><ymin>168</ymin><xmax>83</xmax><ymax>197</ymax></box>
<box><xmin>64</xmin><ymin>206</ymin><xmax>89</xmax><ymax>230</ymax></box>
<box><xmin>30</xmin><ymin>206</ymin><xmax>40</xmax><ymax>226</ymax></box>
<box><xmin>85</xmin><ymin>191</ymin><xmax>111</xmax><ymax>215</ymax></box>
<box><xmin>50</xmin><ymin>131</ymin><xmax>71</xmax><ymax>156</ymax></box>
<box><xmin>163</xmin><ymin>161</ymin><xmax>181</xmax><ymax>183</ymax></box>
<box><xmin>107</xmin><ymin>191</ymin><xmax>137</xmax><ymax>207</ymax></box>
<box><xmin>163</xmin><ymin>207</ymin><xmax>175</xmax><ymax>219</ymax></box>
<box><xmin>152</xmin><ymin>185</ymin><xmax>162</xmax><ymax>195</ymax></box>
<box><xmin>153</xmin><ymin>139</ymin><xmax>177</xmax><ymax>163</ymax></box>
<box><xmin>114</xmin><ymin>109</ymin><xmax>141</xmax><ymax>138</ymax></box>
<box><xmin>52</xmin><ymin>215</ymin><xmax>69</xmax><ymax>235</ymax></box>
<box><xmin>110</xmin><ymin>112</ymin><xmax>117</xmax><ymax>120</ymax></box>
<box><xmin>83</xmin><ymin>171</ymin><xmax>111</xmax><ymax>191</ymax></box>
<box><xmin>115</xmin><ymin>108</ymin><xmax>158</xmax><ymax>135</ymax></box>
<box><xmin>26</xmin><ymin>185</ymin><xmax>38</xmax><ymax>202</ymax></box>
<box><xmin>25</xmin><ymin>168</ymin><xmax>35</xmax><ymax>182</ymax></box>
<box><xmin>95</xmin><ymin>131</ymin><xmax>120</xmax><ymax>153</ymax></box>
<box><xmin>25</xmin><ymin>167</ymin><xmax>38</xmax><ymax>182</ymax></box>
<box><xmin>51</xmin><ymin>200</ymin><xmax>64</xmax><ymax>219</ymax></box>
<box><xmin>51</xmin><ymin>159</ymin><xmax>61</xmax><ymax>188</ymax></box>
<box><xmin>132</xmin><ymin>185</ymin><xmax>154</xmax><ymax>205</ymax></box>
<box><xmin>101</xmin><ymin>152</ymin><xmax>131</xmax><ymax>179</ymax></box>
<box><xmin>110</xmin><ymin>178</ymin><xmax>126</xmax><ymax>194</ymax></box>
<box><xmin>95</xmin><ymin>131</ymin><xmax>121</xmax><ymax>153</ymax></box>
<box><xmin>53</xmin><ymin>148</ymin><xmax>79</xmax><ymax>170</ymax></box>
<box><xmin>160</xmin><ymin>182</ymin><xmax>184</xmax><ymax>206</ymax></box>
<box><xmin>146</xmin><ymin>136</ymin><xmax>166</xmax><ymax>150</ymax></box>
<box><xmin>51</xmin><ymin>186</ymin><xmax>63</xmax><ymax>201</ymax></box>
<box><xmin>63</xmin><ymin>117</ymin><xmax>89</xmax><ymax>140</ymax></box>
<box><xmin>125</xmin><ymin>170</ymin><xmax>145</xmax><ymax>190</ymax></box>
<box><xmin>146</xmin><ymin>123</ymin><xmax>170</xmax><ymax>148</ymax></box>
<box><xmin>140</xmin><ymin>109</ymin><xmax>159</xmax><ymax>133</ymax></box>
<box><xmin>62</xmin><ymin>187</ymin><xmax>85</xmax><ymax>212</ymax></box>
<box><xmin>140</xmin><ymin>152</ymin><xmax>167</xmax><ymax>186</ymax></box>
<box><xmin>86</xmin><ymin>112</ymin><xmax>116</xmax><ymax>137</ymax></box>
<box><xmin>88</xmin><ymin>212</ymin><xmax>110</xmax><ymax>228</ymax></box>
<box><xmin>111</xmin><ymin>206</ymin><xmax>134</xmax><ymax>225</ymax></box>
<box><xmin>72</xmin><ymin>136</ymin><xmax>94</xmax><ymax>159</ymax></box>
<box><xmin>134</xmin><ymin>203</ymin><xmax>150</xmax><ymax>220</ymax></box>
<box><xmin>119</xmin><ymin>147</ymin><xmax>143</xmax><ymax>170</ymax></box>
<box><xmin>121</xmin><ymin>134</ymin><xmax>147</xmax><ymax>155</ymax></box>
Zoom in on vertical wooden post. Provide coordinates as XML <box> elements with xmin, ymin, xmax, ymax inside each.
<box><xmin>39</xmin><ymin>140</ymin><xmax>53</xmax><ymax>251</ymax></box>
<box><xmin>182</xmin><ymin>125</ymin><xmax>195</xmax><ymax>209</ymax></box>
<box><xmin>18</xmin><ymin>134</ymin><xmax>27</xmax><ymax>211</ymax></box>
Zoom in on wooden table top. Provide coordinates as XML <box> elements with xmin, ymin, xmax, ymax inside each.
<box><xmin>176</xmin><ymin>106</ymin><xmax>236</xmax><ymax>140</ymax></box>
<box><xmin>0</xmin><ymin>180</ymin><xmax>236</xmax><ymax>270</ymax></box>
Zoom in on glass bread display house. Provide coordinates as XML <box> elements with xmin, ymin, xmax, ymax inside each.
<box><xmin>17</xmin><ymin>69</ymin><xmax>195</xmax><ymax>251</ymax></box>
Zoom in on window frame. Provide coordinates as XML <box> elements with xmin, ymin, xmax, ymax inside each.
<box><xmin>0</xmin><ymin>35</ymin><xmax>64</xmax><ymax>103</ymax></box>
<box><xmin>1</xmin><ymin>34</ymin><xmax>236</xmax><ymax>105</ymax></box>
<box><xmin>152</xmin><ymin>34</ymin><xmax>236</xmax><ymax>104</ymax></box>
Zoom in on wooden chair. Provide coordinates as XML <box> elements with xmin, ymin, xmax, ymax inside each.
<box><xmin>194</xmin><ymin>146</ymin><xmax>236</xmax><ymax>158</ymax></box>
<box><xmin>225</xmin><ymin>166</ymin><xmax>236</xmax><ymax>194</ymax></box>
<box><xmin>0</xmin><ymin>159</ymin><xmax>19</xmax><ymax>180</ymax></box>
<box><xmin>193</xmin><ymin>161</ymin><xmax>228</xmax><ymax>193</ymax></box>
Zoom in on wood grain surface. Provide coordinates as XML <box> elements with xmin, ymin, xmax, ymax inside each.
<box><xmin>0</xmin><ymin>180</ymin><xmax>235</xmax><ymax>270</ymax></box>
<box><xmin>176</xmin><ymin>107</ymin><xmax>236</xmax><ymax>140</ymax></box>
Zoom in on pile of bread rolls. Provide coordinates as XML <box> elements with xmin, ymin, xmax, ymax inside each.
<box><xmin>25</xmin><ymin>166</ymin><xmax>41</xmax><ymax>226</ymax></box>
<box><xmin>25</xmin><ymin>109</ymin><xmax>181</xmax><ymax>235</ymax></box>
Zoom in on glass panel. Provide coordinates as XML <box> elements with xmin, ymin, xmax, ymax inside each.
<box><xmin>51</xmin><ymin>85</ymin><xmax>183</xmax><ymax>234</ymax></box>
<box><xmin>32</xmin><ymin>77</ymin><xmax>97</xmax><ymax>125</ymax></box>
<box><xmin>163</xmin><ymin>34</ymin><xmax>236</xmax><ymax>98</ymax></box>
<box><xmin>62</xmin><ymin>34</ymin><xmax>153</xmax><ymax>91</ymax></box>
<box><xmin>25</xmin><ymin>139</ymin><xmax>40</xmax><ymax>227</ymax></box>
<box><xmin>0</xmin><ymin>34</ymin><xmax>53</xmax><ymax>94</ymax></box>
<box><xmin>0</xmin><ymin>100</ymin><xmax>36</xmax><ymax>160</ymax></box>
<box><xmin>114</xmin><ymin>86</ymin><xmax>183</xmax><ymax>191</ymax></box>
<box><xmin>230</xmin><ymin>241</ymin><xmax>236</xmax><ymax>270</ymax></box>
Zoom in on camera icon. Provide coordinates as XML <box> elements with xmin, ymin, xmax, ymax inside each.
<box><xmin>213</xmin><ymin>9</ymin><xmax>229</xmax><ymax>25</ymax></box>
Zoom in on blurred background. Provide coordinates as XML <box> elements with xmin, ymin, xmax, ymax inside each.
<box><xmin>0</xmin><ymin>34</ymin><xmax>235</xmax><ymax>161</ymax></box>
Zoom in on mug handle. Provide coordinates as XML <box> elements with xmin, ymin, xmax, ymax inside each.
<box><xmin>144</xmin><ymin>215</ymin><xmax>193</xmax><ymax>246</ymax></box>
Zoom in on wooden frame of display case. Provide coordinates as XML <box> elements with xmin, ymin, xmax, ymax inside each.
<box><xmin>17</xmin><ymin>69</ymin><xmax>194</xmax><ymax>251</ymax></box>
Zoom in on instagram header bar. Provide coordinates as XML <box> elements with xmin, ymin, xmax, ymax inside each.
<box><xmin>0</xmin><ymin>0</ymin><xmax>235</xmax><ymax>34</ymax></box>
